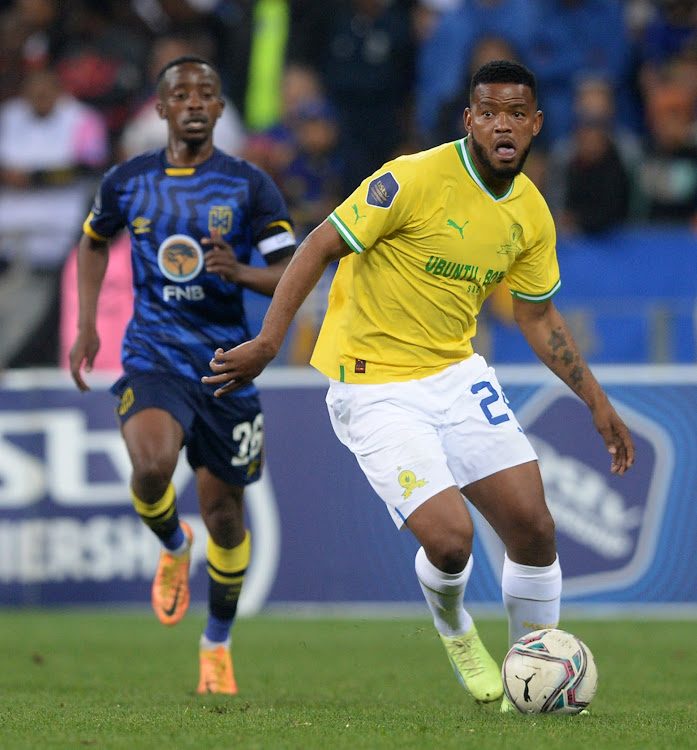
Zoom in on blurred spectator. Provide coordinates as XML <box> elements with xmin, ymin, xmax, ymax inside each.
<box><xmin>552</xmin><ymin>115</ymin><xmax>633</xmax><ymax>236</ymax></box>
<box><xmin>209</xmin><ymin>0</ymin><xmax>329</xmax><ymax>131</ymax></box>
<box><xmin>53</xmin><ymin>0</ymin><xmax>148</xmax><ymax>145</ymax></box>
<box><xmin>320</xmin><ymin>0</ymin><xmax>416</xmax><ymax>190</ymax></box>
<box><xmin>242</xmin><ymin>62</ymin><xmax>324</xmax><ymax>185</ymax></box>
<box><xmin>526</xmin><ymin>0</ymin><xmax>638</xmax><ymax>146</ymax></box>
<box><xmin>636</xmin><ymin>0</ymin><xmax>697</xmax><ymax>95</ymax></box>
<box><xmin>280</xmin><ymin>98</ymin><xmax>347</xmax><ymax>364</ymax></box>
<box><xmin>415</xmin><ymin>0</ymin><xmax>539</xmax><ymax>143</ymax></box>
<box><xmin>125</xmin><ymin>0</ymin><xmax>212</xmax><ymax>36</ymax></box>
<box><xmin>281</xmin><ymin>98</ymin><xmax>347</xmax><ymax>242</ymax></box>
<box><xmin>0</xmin><ymin>0</ymin><xmax>64</xmax><ymax>102</ymax></box>
<box><xmin>118</xmin><ymin>33</ymin><xmax>245</xmax><ymax>160</ymax></box>
<box><xmin>0</xmin><ymin>66</ymin><xmax>108</xmax><ymax>367</ymax></box>
<box><xmin>545</xmin><ymin>76</ymin><xmax>642</xmax><ymax>234</ymax></box>
<box><xmin>637</xmin><ymin>81</ymin><xmax>697</xmax><ymax>226</ymax></box>
<box><xmin>433</xmin><ymin>35</ymin><xmax>519</xmax><ymax>146</ymax></box>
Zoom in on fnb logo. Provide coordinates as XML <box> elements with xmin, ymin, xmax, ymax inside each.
<box><xmin>157</xmin><ymin>234</ymin><xmax>204</xmax><ymax>283</ymax></box>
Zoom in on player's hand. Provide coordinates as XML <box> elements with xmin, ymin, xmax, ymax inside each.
<box><xmin>69</xmin><ymin>328</ymin><xmax>100</xmax><ymax>392</ymax></box>
<box><xmin>202</xmin><ymin>338</ymin><xmax>276</xmax><ymax>397</ymax></box>
<box><xmin>202</xmin><ymin>227</ymin><xmax>240</xmax><ymax>283</ymax></box>
<box><xmin>591</xmin><ymin>399</ymin><xmax>635</xmax><ymax>476</ymax></box>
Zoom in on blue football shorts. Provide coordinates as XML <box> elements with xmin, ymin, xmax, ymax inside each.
<box><xmin>325</xmin><ymin>353</ymin><xmax>538</xmax><ymax>528</ymax></box>
<box><xmin>111</xmin><ymin>370</ymin><xmax>264</xmax><ymax>487</ymax></box>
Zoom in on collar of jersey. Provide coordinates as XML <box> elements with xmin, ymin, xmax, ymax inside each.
<box><xmin>161</xmin><ymin>147</ymin><xmax>217</xmax><ymax>175</ymax></box>
<box><xmin>456</xmin><ymin>137</ymin><xmax>515</xmax><ymax>202</ymax></box>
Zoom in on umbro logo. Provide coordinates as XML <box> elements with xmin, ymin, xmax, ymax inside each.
<box><xmin>132</xmin><ymin>217</ymin><xmax>151</xmax><ymax>234</ymax></box>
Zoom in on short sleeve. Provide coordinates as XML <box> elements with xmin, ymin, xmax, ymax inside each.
<box><xmin>328</xmin><ymin>161</ymin><xmax>417</xmax><ymax>253</ymax></box>
<box><xmin>82</xmin><ymin>165</ymin><xmax>126</xmax><ymax>241</ymax></box>
<box><xmin>506</xmin><ymin>207</ymin><xmax>561</xmax><ymax>302</ymax></box>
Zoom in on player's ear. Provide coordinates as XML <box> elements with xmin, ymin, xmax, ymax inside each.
<box><xmin>532</xmin><ymin>109</ymin><xmax>543</xmax><ymax>137</ymax></box>
<box><xmin>213</xmin><ymin>95</ymin><xmax>225</xmax><ymax>123</ymax></box>
<box><xmin>156</xmin><ymin>100</ymin><xmax>166</xmax><ymax>120</ymax></box>
<box><xmin>463</xmin><ymin>108</ymin><xmax>472</xmax><ymax>134</ymax></box>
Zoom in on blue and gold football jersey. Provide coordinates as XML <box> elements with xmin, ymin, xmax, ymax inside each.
<box><xmin>83</xmin><ymin>148</ymin><xmax>295</xmax><ymax>384</ymax></box>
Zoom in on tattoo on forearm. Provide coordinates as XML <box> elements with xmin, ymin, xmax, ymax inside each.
<box><xmin>570</xmin><ymin>365</ymin><xmax>584</xmax><ymax>390</ymax></box>
<box><xmin>561</xmin><ymin>349</ymin><xmax>574</xmax><ymax>366</ymax></box>
<box><xmin>547</xmin><ymin>327</ymin><xmax>585</xmax><ymax>393</ymax></box>
<box><xmin>548</xmin><ymin>330</ymin><xmax>566</xmax><ymax>354</ymax></box>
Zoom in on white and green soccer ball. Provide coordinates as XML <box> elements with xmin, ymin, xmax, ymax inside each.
<box><xmin>502</xmin><ymin>628</ymin><xmax>598</xmax><ymax>714</ymax></box>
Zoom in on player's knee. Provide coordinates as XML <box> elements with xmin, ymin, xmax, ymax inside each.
<box><xmin>507</xmin><ymin>509</ymin><xmax>556</xmax><ymax>563</ymax></box>
<box><xmin>425</xmin><ymin>533</ymin><xmax>472</xmax><ymax>574</ymax></box>
<box><xmin>130</xmin><ymin>458</ymin><xmax>175</xmax><ymax>502</ymax></box>
<box><xmin>527</xmin><ymin>510</ymin><xmax>556</xmax><ymax>548</ymax></box>
<box><xmin>201</xmin><ymin>502</ymin><xmax>244</xmax><ymax>545</ymax></box>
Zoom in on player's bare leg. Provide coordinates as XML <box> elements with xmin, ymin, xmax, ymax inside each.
<box><xmin>464</xmin><ymin>461</ymin><xmax>562</xmax><ymax>713</ymax></box>
<box><xmin>407</xmin><ymin>487</ymin><xmax>503</xmax><ymax>703</ymax></box>
<box><xmin>122</xmin><ymin>409</ymin><xmax>193</xmax><ymax>625</ymax></box>
<box><xmin>196</xmin><ymin>469</ymin><xmax>248</xmax><ymax>695</ymax></box>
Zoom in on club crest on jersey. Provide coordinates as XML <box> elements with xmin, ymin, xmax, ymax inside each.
<box><xmin>498</xmin><ymin>223</ymin><xmax>524</xmax><ymax>256</ymax></box>
<box><xmin>157</xmin><ymin>234</ymin><xmax>204</xmax><ymax>282</ymax></box>
<box><xmin>209</xmin><ymin>206</ymin><xmax>233</xmax><ymax>234</ymax></box>
<box><xmin>366</xmin><ymin>172</ymin><xmax>399</xmax><ymax>209</ymax></box>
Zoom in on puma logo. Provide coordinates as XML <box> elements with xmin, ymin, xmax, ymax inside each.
<box><xmin>352</xmin><ymin>204</ymin><xmax>366</xmax><ymax>224</ymax></box>
<box><xmin>447</xmin><ymin>218</ymin><xmax>469</xmax><ymax>238</ymax></box>
<box><xmin>516</xmin><ymin>673</ymin><xmax>535</xmax><ymax>702</ymax></box>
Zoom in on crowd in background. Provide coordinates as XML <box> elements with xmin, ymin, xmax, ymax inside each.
<box><xmin>0</xmin><ymin>0</ymin><xmax>696</xmax><ymax>369</ymax></box>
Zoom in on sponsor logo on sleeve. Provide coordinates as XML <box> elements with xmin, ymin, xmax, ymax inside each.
<box><xmin>366</xmin><ymin>172</ymin><xmax>400</xmax><ymax>209</ymax></box>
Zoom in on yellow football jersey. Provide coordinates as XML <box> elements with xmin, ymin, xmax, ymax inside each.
<box><xmin>311</xmin><ymin>137</ymin><xmax>560</xmax><ymax>384</ymax></box>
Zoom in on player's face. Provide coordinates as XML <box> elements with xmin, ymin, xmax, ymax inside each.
<box><xmin>464</xmin><ymin>82</ymin><xmax>543</xmax><ymax>191</ymax></box>
<box><xmin>157</xmin><ymin>62</ymin><xmax>224</xmax><ymax>146</ymax></box>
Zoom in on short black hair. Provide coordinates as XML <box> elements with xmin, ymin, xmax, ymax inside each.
<box><xmin>155</xmin><ymin>55</ymin><xmax>219</xmax><ymax>94</ymax></box>
<box><xmin>470</xmin><ymin>59</ymin><xmax>537</xmax><ymax>102</ymax></box>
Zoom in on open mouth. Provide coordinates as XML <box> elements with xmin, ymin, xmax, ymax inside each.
<box><xmin>495</xmin><ymin>140</ymin><xmax>516</xmax><ymax>161</ymax></box>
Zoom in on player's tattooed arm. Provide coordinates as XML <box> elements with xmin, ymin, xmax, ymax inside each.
<box><xmin>512</xmin><ymin>297</ymin><xmax>635</xmax><ymax>475</ymax></box>
<box><xmin>544</xmin><ymin>326</ymin><xmax>586</xmax><ymax>396</ymax></box>
<box><xmin>513</xmin><ymin>299</ymin><xmax>596</xmax><ymax>401</ymax></box>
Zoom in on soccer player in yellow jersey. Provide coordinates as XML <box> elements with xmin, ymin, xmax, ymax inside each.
<box><xmin>203</xmin><ymin>60</ymin><xmax>635</xmax><ymax>709</ymax></box>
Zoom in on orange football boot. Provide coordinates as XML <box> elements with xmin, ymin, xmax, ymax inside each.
<box><xmin>197</xmin><ymin>643</ymin><xmax>237</xmax><ymax>695</ymax></box>
<box><xmin>151</xmin><ymin>521</ymin><xmax>193</xmax><ymax>626</ymax></box>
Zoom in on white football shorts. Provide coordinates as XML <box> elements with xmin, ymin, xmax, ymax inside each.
<box><xmin>325</xmin><ymin>353</ymin><xmax>538</xmax><ymax>529</ymax></box>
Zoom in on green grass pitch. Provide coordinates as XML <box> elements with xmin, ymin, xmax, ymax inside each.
<box><xmin>1</xmin><ymin>611</ymin><xmax>695</xmax><ymax>749</ymax></box>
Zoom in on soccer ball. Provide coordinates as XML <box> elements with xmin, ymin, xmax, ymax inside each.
<box><xmin>502</xmin><ymin>628</ymin><xmax>598</xmax><ymax>714</ymax></box>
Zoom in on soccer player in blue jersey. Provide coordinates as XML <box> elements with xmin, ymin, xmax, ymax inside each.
<box><xmin>69</xmin><ymin>56</ymin><xmax>296</xmax><ymax>694</ymax></box>
<box><xmin>203</xmin><ymin>60</ymin><xmax>635</xmax><ymax>711</ymax></box>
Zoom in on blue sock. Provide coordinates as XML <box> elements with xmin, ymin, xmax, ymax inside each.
<box><xmin>205</xmin><ymin>614</ymin><xmax>233</xmax><ymax>644</ymax></box>
<box><xmin>163</xmin><ymin>524</ymin><xmax>185</xmax><ymax>551</ymax></box>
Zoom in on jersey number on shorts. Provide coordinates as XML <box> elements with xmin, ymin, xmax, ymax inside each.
<box><xmin>231</xmin><ymin>413</ymin><xmax>264</xmax><ymax>466</ymax></box>
<box><xmin>471</xmin><ymin>380</ymin><xmax>510</xmax><ymax>426</ymax></box>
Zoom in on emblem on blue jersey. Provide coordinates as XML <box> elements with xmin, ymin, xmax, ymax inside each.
<box><xmin>157</xmin><ymin>234</ymin><xmax>204</xmax><ymax>283</ymax></box>
<box><xmin>366</xmin><ymin>172</ymin><xmax>399</xmax><ymax>209</ymax></box>
<box><xmin>209</xmin><ymin>206</ymin><xmax>233</xmax><ymax>234</ymax></box>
